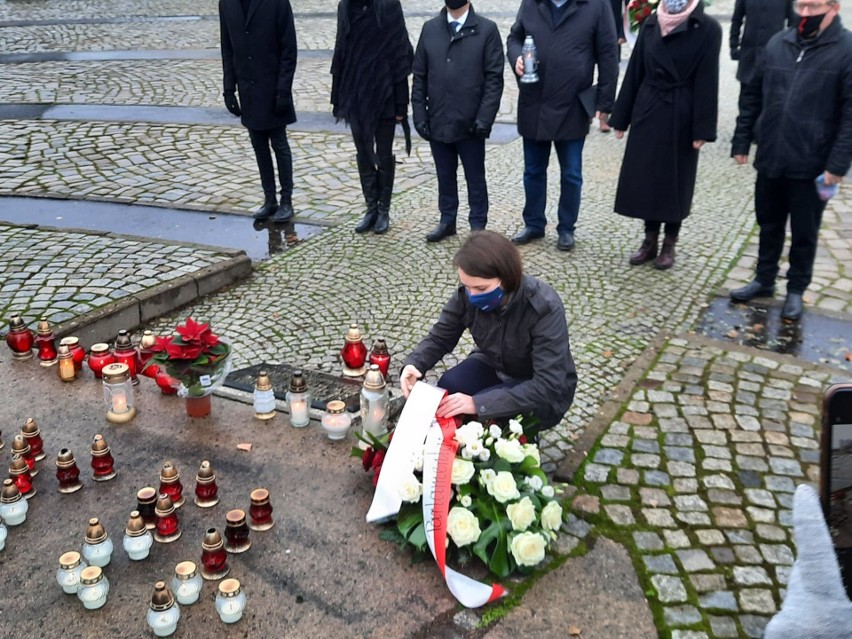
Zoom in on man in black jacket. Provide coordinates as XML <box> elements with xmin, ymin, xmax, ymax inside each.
<box><xmin>220</xmin><ymin>0</ymin><xmax>297</xmax><ymax>224</ymax></box>
<box><xmin>731</xmin><ymin>0</ymin><xmax>851</xmax><ymax>321</ymax></box>
<box><xmin>412</xmin><ymin>2</ymin><xmax>504</xmax><ymax>242</ymax></box>
<box><xmin>506</xmin><ymin>0</ymin><xmax>618</xmax><ymax>251</ymax></box>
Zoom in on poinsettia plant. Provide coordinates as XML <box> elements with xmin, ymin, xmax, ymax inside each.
<box><xmin>354</xmin><ymin>417</ymin><xmax>565</xmax><ymax>578</ymax></box>
<box><xmin>146</xmin><ymin>317</ymin><xmax>231</xmax><ymax>397</ymax></box>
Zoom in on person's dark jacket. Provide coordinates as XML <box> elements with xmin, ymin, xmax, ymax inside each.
<box><xmin>731</xmin><ymin>18</ymin><xmax>852</xmax><ymax>179</ymax></box>
<box><xmin>220</xmin><ymin>0</ymin><xmax>297</xmax><ymax>130</ymax></box>
<box><xmin>403</xmin><ymin>275</ymin><xmax>577</xmax><ymax>429</ymax></box>
<box><xmin>506</xmin><ymin>0</ymin><xmax>619</xmax><ymax>141</ymax></box>
<box><xmin>411</xmin><ymin>6</ymin><xmax>505</xmax><ymax>143</ymax></box>
<box><xmin>730</xmin><ymin>0</ymin><xmax>795</xmax><ymax>85</ymax></box>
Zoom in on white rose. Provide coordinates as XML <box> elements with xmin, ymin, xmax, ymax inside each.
<box><xmin>489</xmin><ymin>424</ymin><xmax>503</xmax><ymax>439</ymax></box>
<box><xmin>455</xmin><ymin>421</ymin><xmax>484</xmax><ymax>447</ymax></box>
<box><xmin>524</xmin><ymin>475</ymin><xmax>544</xmax><ymax>492</ymax></box>
<box><xmin>541</xmin><ymin>501</ymin><xmax>563</xmax><ymax>531</ymax></box>
<box><xmin>510</xmin><ymin>532</ymin><xmax>547</xmax><ymax>567</ymax></box>
<box><xmin>447</xmin><ymin>507</ymin><xmax>481</xmax><ymax>547</ymax></box>
<box><xmin>509</xmin><ymin>419</ymin><xmax>524</xmax><ymax>435</ymax></box>
<box><xmin>466</xmin><ymin>440</ymin><xmax>484</xmax><ymax>457</ymax></box>
<box><xmin>398</xmin><ymin>475</ymin><xmax>422</xmax><ymax>503</ymax></box>
<box><xmin>460</xmin><ymin>494</ymin><xmax>472</xmax><ymax>508</ymax></box>
<box><xmin>522</xmin><ymin>444</ymin><xmax>541</xmax><ymax>466</ymax></box>
<box><xmin>485</xmin><ymin>437</ymin><xmax>494</xmax><ymax>447</ymax></box>
<box><xmin>461</xmin><ymin>447</ymin><xmax>474</xmax><ymax>460</ymax></box>
<box><xmin>479</xmin><ymin>449</ymin><xmax>491</xmax><ymax>462</ymax></box>
<box><xmin>413</xmin><ymin>452</ymin><xmax>424</xmax><ymax>473</ymax></box>
<box><xmin>506</xmin><ymin>496</ymin><xmax>536</xmax><ymax>531</ymax></box>
<box><xmin>487</xmin><ymin>471</ymin><xmax>520</xmax><ymax>503</ymax></box>
<box><xmin>480</xmin><ymin>468</ymin><xmax>497</xmax><ymax>486</ymax></box>
<box><xmin>451</xmin><ymin>458</ymin><xmax>476</xmax><ymax>485</ymax></box>
<box><xmin>541</xmin><ymin>485</ymin><xmax>555</xmax><ymax>498</ymax></box>
<box><xmin>495</xmin><ymin>438</ymin><xmax>525</xmax><ymax>464</ymax></box>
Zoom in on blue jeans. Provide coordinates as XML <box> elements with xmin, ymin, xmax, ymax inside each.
<box><xmin>522</xmin><ymin>137</ymin><xmax>585</xmax><ymax>235</ymax></box>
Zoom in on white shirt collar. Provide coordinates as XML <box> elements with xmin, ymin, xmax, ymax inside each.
<box><xmin>446</xmin><ymin>8</ymin><xmax>470</xmax><ymax>30</ymax></box>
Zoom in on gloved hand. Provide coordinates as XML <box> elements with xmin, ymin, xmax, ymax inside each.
<box><xmin>471</xmin><ymin>121</ymin><xmax>491</xmax><ymax>140</ymax></box>
<box><xmin>730</xmin><ymin>48</ymin><xmax>741</xmax><ymax>61</ymax></box>
<box><xmin>275</xmin><ymin>91</ymin><xmax>291</xmax><ymax>115</ymax></box>
<box><xmin>414</xmin><ymin>121</ymin><xmax>431</xmax><ymax>141</ymax></box>
<box><xmin>400</xmin><ymin>365</ymin><xmax>423</xmax><ymax>398</ymax></box>
<box><xmin>223</xmin><ymin>91</ymin><xmax>241</xmax><ymax>117</ymax></box>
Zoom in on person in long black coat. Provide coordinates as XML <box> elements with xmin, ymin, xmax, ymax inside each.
<box><xmin>220</xmin><ymin>0</ymin><xmax>297</xmax><ymax>224</ymax></box>
<box><xmin>331</xmin><ymin>0</ymin><xmax>413</xmax><ymax>236</ymax></box>
<box><xmin>411</xmin><ymin>1</ymin><xmax>504</xmax><ymax>241</ymax></box>
<box><xmin>730</xmin><ymin>0</ymin><xmax>795</xmax><ymax>113</ymax></box>
<box><xmin>609</xmin><ymin>0</ymin><xmax>721</xmax><ymax>270</ymax></box>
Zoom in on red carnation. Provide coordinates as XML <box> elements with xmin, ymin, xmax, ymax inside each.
<box><xmin>362</xmin><ymin>447</ymin><xmax>375</xmax><ymax>472</ymax></box>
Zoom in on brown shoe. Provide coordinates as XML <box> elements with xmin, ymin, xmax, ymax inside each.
<box><xmin>654</xmin><ymin>235</ymin><xmax>677</xmax><ymax>270</ymax></box>
<box><xmin>629</xmin><ymin>232</ymin><xmax>659</xmax><ymax>265</ymax></box>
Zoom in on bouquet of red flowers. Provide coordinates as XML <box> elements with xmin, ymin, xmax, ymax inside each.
<box><xmin>147</xmin><ymin>317</ymin><xmax>231</xmax><ymax>397</ymax></box>
<box><xmin>627</xmin><ymin>0</ymin><xmax>659</xmax><ymax>31</ymax></box>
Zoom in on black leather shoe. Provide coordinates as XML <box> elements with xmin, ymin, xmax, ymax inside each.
<box><xmin>510</xmin><ymin>228</ymin><xmax>545</xmax><ymax>245</ymax></box>
<box><xmin>426</xmin><ymin>223</ymin><xmax>457</xmax><ymax>242</ymax></box>
<box><xmin>730</xmin><ymin>280</ymin><xmax>775</xmax><ymax>302</ymax></box>
<box><xmin>781</xmin><ymin>292</ymin><xmax>804</xmax><ymax>321</ymax></box>
<box><xmin>557</xmin><ymin>232</ymin><xmax>575</xmax><ymax>252</ymax></box>
<box><xmin>272</xmin><ymin>201</ymin><xmax>294</xmax><ymax>224</ymax></box>
<box><xmin>373</xmin><ymin>212</ymin><xmax>390</xmax><ymax>235</ymax></box>
<box><xmin>354</xmin><ymin>212</ymin><xmax>377</xmax><ymax>234</ymax></box>
<box><xmin>252</xmin><ymin>200</ymin><xmax>277</xmax><ymax>221</ymax></box>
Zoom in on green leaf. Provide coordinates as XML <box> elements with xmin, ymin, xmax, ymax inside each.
<box><xmin>396</xmin><ymin>504</ymin><xmax>423</xmax><ymax>538</ymax></box>
<box><xmin>379</xmin><ymin>528</ymin><xmax>407</xmax><ymax>549</ymax></box>
<box><xmin>493</xmin><ymin>459</ymin><xmax>511</xmax><ymax>473</ymax></box>
<box><xmin>519</xmin><ymin>456</ymin><xmax>543</xmax><ymax>474</ymax></box>
<box><xmin>407</xmin><ymin>522</ymin><xmax>427</xmax><ymax>552</ymax></box>
<box><xmin>470</xmin><ymin>497</ymin><xmax>514</xmax><ymax>578</ymax></box>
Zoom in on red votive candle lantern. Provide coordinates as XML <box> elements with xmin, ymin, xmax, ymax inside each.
<box><xmin>341</xmin><ymin>323</ymin><xmax>368</xmax><ymax>377</ymax></box>
<box><xmin>11</xmin><ymin>435</ymin><xmax>37</xmax><ymax>477</ymax></box>
<box><xmin>155</xmin><ymin>371</ymin><xmax>179</xmax><ymax>395</ymax></box>
<box><xmin>21</xmin><ymin>417</ymin><xmax>45</xmax><ymax>462</ymax></box>
<box><xmin>136</xmin><ymin>486</ymin><xmax>158</xmax><ymax>530</ymax></box>
<box><xmin>154</xmin><ymin>494</ymin><xmax>181</xmax><ymax>543</ymax></box>
<box><xmin>194</xmin><ymin>461</ymin><xmax>219</xmax><ymax>508</ymax></box>
<box><xmin>90</xmin><ymin>434</ymin><xmax>116</xmax><ymax>482</ymax></box>
<box><xmin>159</xmin><ymin>462</ymin><xmax>184</xmax><ymax>508</ymax></box>
<box><xmin>248</xmin><ymin>488</ymin><xmax>274</xmax><ymax>531</ymax></box>
<box><xmin>112</xmin><ymin>330</ymin><xmax>139</xmax><ymax>386</ymax></box>
<box><xmin>137</xmin><ymin>330</ymin><xmax>159</xmax><ymax>378</ymax></box>
<box><xmin>56</xmin><ymin>448</ymin><xmax>83</xmax><ymax>494</ymax></box>
<box><xmin>35</xmin><ymin>318</ymin><xmax>58</xmax><ymax>367</ymax></box>
<box><xmin>201</xmin><ymin>528</ymin><xmax>230</xmax><ymax>580</ymax></box>
<box><xmin>5</xmin><ymin>315</ymin><xmax>34</xmax><ymax>360</ymax></box>
<box><xmin>87</xmin><ymin>343</ymin><xmax>115</xmax><ymax>378</ymax></box>
<box><xmin>224</xmin><ymin>509</ymin><xmax>251</xmax><ymax>553</ymax></box>
<box><xmin>60</xmin><ymin>336</ymin><xmax>86</xmax><ymax>372</ymax></box>
<box><xmin>369</xmin><ymin>337</ymin><xmax>391</xmax><ymax>378</ymax></box>
<box><xmin>9</xmin><ymin>455</ymin><xmax>36</xmax><ymax>499</ymax></box>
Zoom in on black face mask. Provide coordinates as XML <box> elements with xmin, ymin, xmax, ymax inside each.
<box><xmin>798</xmin><ymin>14</ymin><xmax>823</xmax><ymax>39</ymax></box>
<box><xmin>446</xmin><ymin>0</ymin><xmax>467</xmax><ymax>10</ymax></box>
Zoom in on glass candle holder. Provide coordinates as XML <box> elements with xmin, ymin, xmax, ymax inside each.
<box><xmin>77</xmin><ymin>566</ymin><xmax>110</xmax><ymax>610</ymax></box>
<box><xmin>35</xmin><ymin>318</ymin><xmax>58</xmax><ymax>367</ymax></box>
<box><xmin>171</xmin><ymin>561</ymin><xmax>203</xmax><ymax>605</ymax></box>
<box><xmin>138</xmin><ymin>330</ymin><xmax>158</xmax><ymax>378</ymax></box>
<box><xmin>112</xmin><ymin>329</ymin><xmax>139</xmax><ymax>385</ymax></box>
<box><xmin>5</xmin><ymin>315</ymin><xmax>34</xmax><ymax>360</ymax></box>
<box><xmin>60</xmin><ymin>336</ymin><xmax>86</xmax><ymax>372</ymax></box>
<box><xmin>136</xmin><ymin>487</ymin><xmax>158</xmax><ymax>529</ymax></box>
<box><xmin>286</xmin><ymin>370</ymin><xmax>311</xmax><ymax>428</ymax></box>
<box><xmin>102</xmin><ymin>363</ymin><xmax>136</xmax><ymax>424</ymax></box>
<box><xmin>201</xmin><ymin>528</ymin><xmax>230</xmax><ymax>581</ymax></box>
<box><xmin>82</xmin><ymin>517</ymin><xmax>114</xmax><ymax>568</ymax></box>
<box><xmin>248</xmin><ymin>488</ymin><xmax>274</xmax><ymax>532</ymax></box>
<box><xmin>86</xmin><ymin>343</ymin><xmax>115</xmax><ymax>378</ymax></box>
<box><xmin>9</xmin><ymin>455</ymin><xmax>36</xmax><ymax>499</ymax></box>
<box><xmin>215</xmin><ymin>579</ymin><xmax>247</xmax><ymax>624</ymax></box>
<box><xmin>57</xmin><ymin>344</ymin><xmax>76</xmax><ymax>382</ymax></box>
<box><xmin>56</xmin><ymin>551</ymin><xmax>87</xmax><ymax>594</ymax></box>
<box><xmin>0</xmin><ymin>518</ymin><xmax>7</xmax><ymax>552</ymax></box>
<box><xmin>369</xmin><ymin>338</ymin><xmax>391</xmax><ymax>378</ymax></box>
<box><xmin>155</xmin><ymin>494</ymin><xmax>181</xmax><ymax>543</ymax></box>
<box><xmin>21</xmin><ymin>417</ymin><xmax>45</xmax><ymax>461</ymax></box>
<box><xmin>123</xmin><ymin>510</ymin><xmax>153</xmax><ymax>560</ymax></box>
<box><xmin>340</xmin><ymin>323</ymin><xmax>368</xmax><ymax>376</ymax></box>
<box><xmin>91</xmin><ymin>434</ymin><xmax>116</xmax><ymax>481</ymax></box>
<box><xmin>224</xmin><ymin>509</ymin><xmax>251</xmax><ymax>554</ymax></box>
<box><xmin>194</xmin><ymin>461</ymin><xmax>219</xmax><ymax>508</ymax></box>
<box><xmin>159</xmin><ymin>461</ymin><xmax>185</xmax><ymax>508</ymax></box>
<box><xmin>359</xmin><ymin>365</ymin><xmax>389</xmax><ymax>449</ymax></box>
<box><xmin>10</xmin><ymin>435</ymin><xmax>37</xmax><ymax>477</ymax></box>
<box><xmin>520</xmin><ymin>35</ymin><xmax>540</xmax><ymax>83</ymax></box>
<box><xmin>0</xmin><ymin>479</ymin><xmax>28</xmax><ymax>526</ymax></box>
<box><xmin>56</xmin><ymin>448</ymin><xmax>83</xmax><ymax>494</ymax></box>
<box><xmin>321</xmin><ymin>400</ymin><xmax>352</xmax><ymax>441</ymax></box>
<box><xmin>253</xmin><ymin>371</ymin><xmax>277</xmax><ymax>420</ymax></box>
<box><xmin>147</xmin><ymin>581</ymin><xmax>181</xmax><ymax>637</ymax></box>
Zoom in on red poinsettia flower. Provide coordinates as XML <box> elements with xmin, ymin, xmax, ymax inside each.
<box><xmin>175</xmin><ymin>317</ymin><xmax>211</xmax><ymax>345</ymax></box>
<box><xmin>166</xmin><ymin>341</ymin><xmax>204</xmax><ymax>361</ymax></box>
<box><xmin>202</xmin><ymin>331</ymin><xmax>220</xmax><ymax>347</ymax></box>
<box><xmin>150</xmin><ymin>336</ymin><xmax>174</xmax><ymax>352</ymax></box>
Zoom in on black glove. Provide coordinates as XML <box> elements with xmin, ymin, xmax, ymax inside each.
<box><xmin>730</xmin><ymin>48</ymin><xmax>741</xmax><ymax>61</ymax></box>
<box><xmin>471</xmin><ymin>122</ymin><xmax>491</xmax><ymax>140</ymax></box>
<box><xmin>223</xmin><ymin>91</ymin><xmax>241</xmax><ymax>117</ymax></box>
<box><xmin>415</xmin><ymin>121</ymin><xmax>431</xmax><ymax>141</ymax></box>
<box><xmin>275</xmin><ymin>92</ymin><xmax>292</xmax><ymax>115</ymax></box>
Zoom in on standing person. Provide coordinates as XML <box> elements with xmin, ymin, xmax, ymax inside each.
<box><xmin>400</xmin><ymin>231</ymin><xmax>577</xmax><ymax>436</ymax></box>
<box><xmin>331</xmin><ymin>0</ymin><xmax>413</xmax><ymax>236</ymax></box>
<box><xmin>609</xmin><ymin>0</ymin><xmax>721</xmax><ymax>270</ymax></box>
<box><xmin>506</xmin><ymin>0</ymin><xmax>619</xmax><ymax>252</ymax></box>
<box><xmin>731</xmin><ymin>0</ymin><xmax>851</xmax><ymax>320</ymax></box>
<box><xmin>730</xmin><ymin>0</ymin><xmax>796</xmax><ymax>114</ymax></box>
<box><xmin>220</xmin><ymin>0</ymin><xmax>297</xmax><ymax>224</ymax></box>
<box><xmin>412</xmin><ymin>1</ymin><xmax>504</xmax><ymax>242</ymax></box>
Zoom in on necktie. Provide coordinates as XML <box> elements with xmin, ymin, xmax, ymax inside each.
<box><xmin>450</xmin><ymin>21</ymin><xmax>460</xmax><ymax>33</ymax></box>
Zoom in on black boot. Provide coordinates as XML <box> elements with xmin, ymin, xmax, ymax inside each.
<box><xmin>629</xmin><ymin>232</ymin><xmax>659</xmax><ymax>265</ymax></box>
<box><xmin>273</xmin><ymin>194</ymin><xmax>294</xmax><ymax>224</ymax></box>
<box><xmin>354</xmin><ymin>154</ymin><xmax>379</xmax><ymax>234</ymax></box>
<box><xmin>373</xmin><ymin>155</ymin><xmax>395</xmax><ymax>235</ymax></box>
<box><xmin>653</xmin><ymin>235</ymin><xmax>677</xmax><ymax>270</ymax></box>
<box><xmin>252</xmin><ymin>197</ymin><xmax>278</xmax><ymax>221</ymax></box>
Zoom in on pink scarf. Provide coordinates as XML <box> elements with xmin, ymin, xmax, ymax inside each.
<box><xmin>657</xmin><ymin>0</ymin><xmax>701</xmax><ymax>37</ymax></box>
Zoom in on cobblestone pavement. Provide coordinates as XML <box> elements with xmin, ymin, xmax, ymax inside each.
<box><xmin>571</xmin><ymin>335</ymin><xmax>849</xmax><ymax>638</ymax></box>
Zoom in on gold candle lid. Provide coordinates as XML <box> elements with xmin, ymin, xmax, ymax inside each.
<box><xmin>175</xmin><ymin>561</ymin><xmax>197</xmax><ymax>580</ymax></box>
<box><xmin>56</xmin><ymin>448</ymin><xmax>77</xmax><ymax>468</ymax></box>
<box><xmin>225</xmin><ymin>509</ymin><xmax>246</xmax><ymax>525</ymax></box>
<box><xmin>90</xmin><ymin>342</ymin><xmax>110</xmax><ymax>354</ymax></box>
<box><xmin>60</xmin><ymin>336</ymin><xmax>79</xmax><ymax>348</ymax></box>
<box><xmin>218</xmin><ymin>578</ymin><xmax>241</xmax><ymax>597</ymax></box>
<box><xmin>196</xmin><ymin>460</ymin><xmax>215</xmax><ymax>483</ymax></box>
<box><xmin>345</xmin><ymin>323</ymin><xmax>363</xmax><ymax>342</ymax></box>
<box><xmin>91</xmin><ymin>434</ymin><xmax>110</xmax><ymax>455</ymax></box>
<box><xmin>79</xmin><ymin>566</ymin><xmax>103</xmax><ymax>585</ymax></box>
<box><xmin>59</xmin><ymin>551</ymin><xmax>82</xmax><ymax>570</ymax></box>
<box><xmin>137</xmin><ymin>486</ymin><xmax>157</xmax><ymax>503</ymax></box>
<box><xmin>36</xmin><ymin>318</ymin><xmax>53</xmax><ymax>335</ymax></box>
<box><xmin>371</xmin><ymin>337</ymin><xmax>389</xmax><ymax>354</ymax></box>
<box><xmin>289</xmin><ymin>370</ymin><xmax>308</xmax><ymax>393</ymax></box>
<box><xmin>139</xmin><ymin>330</ymin><xmax>156</xmax><ymax>350</ymax></box>
<box><xmin>155</xmin><ymin>494</ymin><xmax>175</xmax><ymax>516</ymax></box>
<box><xmin>102</xmin><ymin>362</ymin><xmax>130</xmax><ymax>383</ymax></box>
<box><xmin>21</xmin><ymin>417</ymin><xmax>39</xmax><ymax>436</ymax></box>
<box><xmin>202</xmin><ymin>527</ymin><xmax>224</xmax><ymax>550</ymax></box>
<box><xmin>125</xmin><ymin>511</ymin><xmax>147</xmax><ymax>536</ymax></box>
<box><xmin>362</xmin><ymin>364</ymin><xmax>386</xmax><ymax>391</ymax></box>
<box><xmin>1</xmin><ymin>479</ymin><xmax>21</xmax><ymax>502</ymax></box>
<box><xmin>150</xmin><ymin>581</ymin><xmax>175</xmax><ymax>611</ymax></box>
<box><xmin>57</xmin><ymin>344</ymin><xmax>71</xmax><ymax>358</ymax></box>
<box><xmin>326</xmin><ymin>400</ymin><xmax>346</xmax><ymax>415</ymax></box>
<box><xmin>85</xmin><ymin>518</ymin><xmax>108</xmax><ymax>544</ymax></box>
<box><xmin>160</xmin><ymin>461</ymin><xmax>180</xmax><ymax>482</ymax></box>
<box><xmin>255</xmin><ymin>371</ymin><xmax>273</xmax><ymax>392</ymax></box>
<box><xmin>9</xmin><ymin>455</ymin><xmax>28</xmax><ymax>475</ymax></box>
<box><xmin>114</xmin><ymin>329</ymin><xmax>133</xmax><ymax>349</ymax></box>
<box><xmin>11</xmin><ymin>434</ymin><xmax>30</xmax><ymax>456</ymax></box>
<box><xmin>9</xmin><ymin>314</ymin><xmax>25</xmax><ymax>330</ymax></box>
<box><xmin>250</xmin><ymin>488</ymin><xmax>269</xmax><ymax>505</ymax></box>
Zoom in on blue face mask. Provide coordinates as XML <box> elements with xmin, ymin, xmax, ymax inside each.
<box><xmin>468</xmin><ymin>286</ymin><xmax>504</xmax><ymax>312</ymax></box>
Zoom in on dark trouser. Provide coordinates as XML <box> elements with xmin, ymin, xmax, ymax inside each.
<box><xmin>754</xmin><ymin>173</ymin><xmax>826</xmax><ymax>294</ymax></box>
<box><xmin>350</xmin><ymin>118</ymin><xmax>396</xmax><ymax>160</ymax></box>
<box><xmin>438</xmin><ymin>357</ymin><xmax>562</xmax><ymax>433</ymax></box>
<box><xmin>429</xmin><ymin>137</ymin><xmax>488</xmax><ymax>229</ymax></box>
<box><xmin>645</xmin><ymin>221</ymin><xmax>681</xmax><ymax>237</ymax></box>
<box><xmin>248</xmin><ymin>127</ymin><xmax>293</xmax><ymax>201</ymax></box>
<box><xmin>522</xmin><ymin>137</ymin><xmax>585</xmax><ymax>235</ymax></box>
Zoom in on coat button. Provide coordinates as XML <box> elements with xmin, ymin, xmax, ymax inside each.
<box><xmin>447</xmin><ymin>58</ymin><xmax>451</xmax><ymax>62</ymax></box>
<box><xmin>248</xmin><ymin>56</ymin><xmax>252</xmax><ymax>60</ymax></box>
<box><xmin>480</xmin><ymin>405</ymin><xmax>486</xmax><ymax>412</ymax></box>
<box><xmin>244</xmin><ymin>30</ymin><xmax>249</xmax><ymax>35</ymax></box>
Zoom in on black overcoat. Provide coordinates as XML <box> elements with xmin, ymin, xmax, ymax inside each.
<box><xmin>609</xmin><ymin>4</ymin><xmax>721</xmax><ymax>223</ymax></box>
<box><xmin>730</xmin><ymin>0</ymin><xmax>795</xmax><ymax>85</ymax></box>
<box><xmin>506</xmin><ymin>0</ymin><xmax>619</xmax><ymax>142</ymax></box>
<box><xmin>411</xmin><ymin>6</ymin><xmax>505</xmax><ymax>143</ymax></box>
<box><xmin>219</xmin><ymin>0</ymin><xmax>297</xmax><ymax>130</ymax></box>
